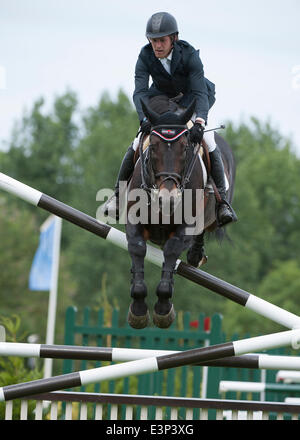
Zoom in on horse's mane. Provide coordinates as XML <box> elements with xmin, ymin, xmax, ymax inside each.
<box><xmin>148</xmin><ymin>95</ymin><xmax>179</xmax><ymax>114</ymax></box>
<box><xmin>148</xmin><ymin>96</ymin><xmax>185</xmax><ymax>125</ymax></box>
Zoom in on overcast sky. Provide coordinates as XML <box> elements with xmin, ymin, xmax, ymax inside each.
<box><xmin>1</xmin><ymin>0</ymin><xmax>299</xmax><ymax>154</ymax></box>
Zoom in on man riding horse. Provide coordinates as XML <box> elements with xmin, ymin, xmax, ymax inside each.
<box><xmin>104</xmin><ymin>11</ymin><xmax>237</xmax><ymax>226</ymax></box>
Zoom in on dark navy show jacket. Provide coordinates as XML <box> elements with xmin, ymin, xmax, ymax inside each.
<box><xmin>133</xmin><ymin>40</ymin><xmax>216</xmax><ymax>123</ymax></box>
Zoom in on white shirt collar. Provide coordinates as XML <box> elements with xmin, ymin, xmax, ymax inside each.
<box><xmin>165</xmin><ymin>49</ymin><xmax>173</xmax><ymax>62</ymax></box>
<box><xmin>159</xmin><ymin>50</ymin><xmax>173</xmax><ymax>74</ymax></box>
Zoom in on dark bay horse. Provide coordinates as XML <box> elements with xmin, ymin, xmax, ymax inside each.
<box><xmin>125</xmin><ymin>98</ymin><xmax>236</xmax><ymax>329</ymax></box>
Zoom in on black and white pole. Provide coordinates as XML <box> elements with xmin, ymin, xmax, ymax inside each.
<box><xmin>1</xmin><ymin>328</ymin><xmax>300</xmax><ymax>401</ymax></box>
<box><xmin>1</xmin><ymin>171</ymin><xmax>300</xmax><ymax>330</ymax></box>
<box><xmin>1</xmin><ymin>341</ymin><xmax>300</xmax><ymax>370</ymax></box>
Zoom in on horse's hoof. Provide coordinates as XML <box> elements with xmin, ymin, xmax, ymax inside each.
<box><xmin>198</xmin><ymin>255</ymin><xmax>208</xmax><ymax>267</ymax></box>
<box><xmin>153</xmin><ymin>304</ymin><xmax>176</xmax><ymax>329</ymax></box>
<box><xmin>127</xmin><ymin>304</ymin><xmax>150</xmax><ymax>329</ymax></box>
<box><xmin>187</xmin><ymin>249</ymin><xmax>208</xmax><ymax>268</ymax></box>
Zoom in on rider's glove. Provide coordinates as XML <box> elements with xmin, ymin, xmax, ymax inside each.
<box><xmin>189</xmin><ymin>119</ymin><xmax>205</xmax><ymax>144</ymax></box>
<box><xmin>140</xmin><ymin>117</ymin><xmax>151</xmax><ymax>135</ymax></box>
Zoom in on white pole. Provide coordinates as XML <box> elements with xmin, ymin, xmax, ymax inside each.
<box><xmin>200</xmin><ymin>339</ymin><xmax>210</xmax><ymax>398</ymax></box>
<box><xmin>43</xmin><ymin>216</ymin><xmax>62</xmax><ymax>379</ymax></box>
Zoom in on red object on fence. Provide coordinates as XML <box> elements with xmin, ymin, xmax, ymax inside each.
<box><xmin>204</xmin><ymin>317</ymin><xmax>211</xmax><ymax>332</ymax></box>
<box><xmin>189</xmin><ymin>317</ymin><xmax>211</xmax><ymax>331</ymax></box>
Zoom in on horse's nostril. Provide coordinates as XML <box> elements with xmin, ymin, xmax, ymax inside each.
<box><xmin>158</xmin><ymin>192</ymin><xmax>176</xmax><ymax>214</ymax></box>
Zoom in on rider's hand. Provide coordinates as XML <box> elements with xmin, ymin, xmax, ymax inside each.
<box><xmin>190</xmin><ymin>119</ymin><xmax>205</xmax><ymax>144</ymax></box>
<box><xmin>195</xmin><ymin>117</ymin><xmax>206</xmax><ymax>127</ymax></box>
<box><xmin>140</xmin><ymin>117</ymin><xmax>152</xmax><ymax>135</ymax></box>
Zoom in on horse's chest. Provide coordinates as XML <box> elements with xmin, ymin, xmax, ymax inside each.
<box><xmin>145</xmin><ymin>225</ymin><xmax>176</xmax><ymax>248</ymax></box>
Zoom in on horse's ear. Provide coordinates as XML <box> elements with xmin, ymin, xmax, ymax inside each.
<box><xmin>179</xmin><ymin>99</ymin><xmax>196</xmax><ymax>125</ymax></box>
<box><xmin>141</xmin><ymin>99</ymin><xmax>160</xmax><ymax>125</ymax></box>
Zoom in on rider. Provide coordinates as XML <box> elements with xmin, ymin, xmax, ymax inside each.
<box><xmin>104</xmin><ymin>11</ymin><xmax>236</xmax><ymax>226</ymax></box>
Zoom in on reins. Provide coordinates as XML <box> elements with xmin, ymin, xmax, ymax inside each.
<box><xmin>138</xmin><ymin>132</ymin><xmax>150</xmax><ymax>192</ymax></box>
<box><xmin>180</xmin><ymin>140</ymin><xmax>202</xmax><ymax>190</ymax></box>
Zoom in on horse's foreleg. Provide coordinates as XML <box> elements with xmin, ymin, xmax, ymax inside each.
<box><xmin>153</xmin><ymin>227</ymin><xmax>191</xmax><ymax>328</ymax></box>
<box><xmin>126</xmin><ymin>223</ymin><xmax>150</xmax><ymax>329</ymax></box>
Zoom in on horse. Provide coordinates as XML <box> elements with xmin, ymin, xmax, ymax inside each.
<box><xmin>124</xmin><ymin>97</ymin><xmax>236</xmax><ymax>329</ymax></box>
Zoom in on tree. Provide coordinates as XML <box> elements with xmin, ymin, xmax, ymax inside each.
<box><xmin>1</xmin><ymin>90</ymin><xmax>79</xmax><ymax>218</ymax></box>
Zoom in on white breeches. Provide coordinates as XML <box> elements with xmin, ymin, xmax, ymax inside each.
<box><xmin>191</xmin><ymin>112</ymin><xmax>217</xmax><ymax>153</ymax></box>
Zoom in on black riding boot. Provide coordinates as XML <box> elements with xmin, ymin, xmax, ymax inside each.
<box><xmin>209</xmin><ymin>147</ymin><xmax>237</xmax><ymax>226</ymax></box>
<box><xmin>103</xmin><ymin>144</ymin><xmax>135</xmax><ymax>219</ymax></box>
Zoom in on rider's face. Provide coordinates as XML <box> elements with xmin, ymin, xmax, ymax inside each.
<box><xmin>150</xmin><ymin>36</ymin><xmax>173</xmax><ymax>59</ymax></box>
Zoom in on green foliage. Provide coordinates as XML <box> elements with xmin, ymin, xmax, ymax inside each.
<box><xmin>0</xmin><ymin>315</ymin><xmax>42</xmax><ymax>420</ymax></box>
<box><xmin>0</xmin><ymin>89</ymin><xmax>300</xmax><ymax>340</ymax></box>
<box><xmin>222</xmin><ymin>260</ymin><xmax>300</xmax><ymax>337</ymax></box>
<box><xmin>2</xmin><ymin>91</ymin><xmax>79</xmax><ymax>202</ymax></box>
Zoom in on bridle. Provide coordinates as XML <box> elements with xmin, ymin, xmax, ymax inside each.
<box><xmin>151</xmin><ymin>125</ymin><xmax>189</xmax><ymax>190</ymax></box>
<box><xmin>138</xmin><ymin>124</ymin><xmax>202</xmax><ymax>195</ymax></box>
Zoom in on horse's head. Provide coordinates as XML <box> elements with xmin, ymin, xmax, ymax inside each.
<box><xmin>141</xmin><ymin>98</ymin><xmax>196</xmax><ymax>214</ymax></box>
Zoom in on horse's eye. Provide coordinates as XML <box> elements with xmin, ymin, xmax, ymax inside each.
<box><xmin>149</xmin><ymin>144</ymin><xmax>158</xmax><ymax>154</ymax></box>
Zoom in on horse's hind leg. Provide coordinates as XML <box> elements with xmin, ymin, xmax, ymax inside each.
<box><xmin>126</xmin><ymin>223</ymin><xmax>150</xmax><ymax>329</ymax></box>
<box><xmin>153</xmin><ymin>228</ymin><xmax>191</xmax><ymax>328</ymax></box>
<box><xmin>186</xmin><ymin>231</ymin><xmax>207</xmax><ymax>268</ymax></box>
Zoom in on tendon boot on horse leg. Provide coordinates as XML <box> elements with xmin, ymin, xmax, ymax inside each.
<box><xmin>128</xmin><ymin>268</ymin><xmax>149</xmax><ymax>329</ymax></box>
<box><xmin>126</xmin><ymin>227</ymin><xmax>150</xmax><ymax>329</ymax></box>
<box><xmin>209</xmin><ymin>146</ymin><xmax>237</xmax><ymax>226</ymax></box>
<box><xmin>153</xmin><ymin>233</ymin><xmax>190</xmax><ymax>328</ymax></box>
<box><xmin>153</xmin><ymin>264</ymin><xmax>175</xmax><ymax>328</ymax></box>
<box><xmin>103</xmin><ymin>144</ymin><xmax>135</xmax><ymax>220</ymax></box>
<box><xmin>187</xmin><ymin>231</ymin><xmax>207</xmax><ymax>268</ymax></box>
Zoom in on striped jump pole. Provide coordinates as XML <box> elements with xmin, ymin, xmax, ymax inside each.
<box><xmin>219</xmin><ymin>380</ymin><xmax>300</xmax><ymax>395</ymax></box>
<box><xmin>1</xmin><ymin>341</ymin><xmax>300</xmax><ymax>370</ymax></box>
<box><xmin>1</xmin><ymin>328</ymin><xmax>300</xmax><ymax>401</ymax></box>
<box><xmin>1</xmin><ymin>171</ymin><xmax>300</xmax><ymax>330</ymax></box>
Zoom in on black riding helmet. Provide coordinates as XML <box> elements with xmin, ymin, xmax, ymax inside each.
<box><xmin>146</xmin><ymin>12</ymin><xmax>178</xmax><ymax>39</ymax></box>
